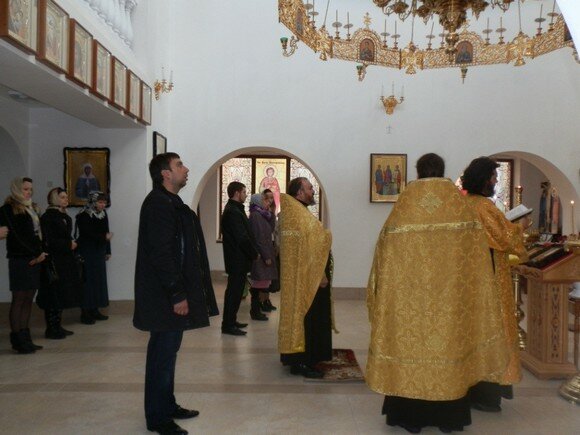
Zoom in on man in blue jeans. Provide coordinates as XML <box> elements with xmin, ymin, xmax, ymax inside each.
<box><xmin>134</xmin><ymin>153</ymin><xmax>219</xmax><ymax>434</ymax></box>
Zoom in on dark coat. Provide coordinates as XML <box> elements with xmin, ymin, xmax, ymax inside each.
<box><xmin>75</xmin><ymin>211</ymin><xmax>111</xmax><ymax>309</ymax></box>
<box><xmin>133</xmin><ymin>187</ymin><xmax>219</xmax><ymax>332</ymax></box>
<box><xmin>221</xmin><ymin>199</ymin><xmax>258</xmax><ymax>275</ymax></box>
<box><xmin>0</xmin><ymin>203</ymin><xmax>43</xmax><ymax>259</ymax></box>
<box><xmin>249</xmin><ymin>210</ymin><xmax>278</xmax><ymax>281</ymax></box>
<box><xmin>37</xmin><ymin>208</ymin><xmax>81</xmax><ymax>309</ymax></box>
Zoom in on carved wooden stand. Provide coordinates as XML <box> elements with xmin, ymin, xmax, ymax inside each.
<box><xmin>514</xmin><ymin>249</ymin><xmax>580</xmax><ymax>379</ymax></box>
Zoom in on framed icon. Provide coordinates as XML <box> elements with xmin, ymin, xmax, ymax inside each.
<box><xmin>140</xmin><ymin>81</ymin><xmax>152</xmax><ymax>125</ymax></box>
<box><xmin>91</xmin><ymin>40</ymin><xmax>111</xmax><ymax>101</ymax></box>
<box><xmin>0</xmin><ymin>0</ymin><xmax>39</xmax><ymax>54</ymax></box>
<box><xmin>370</xmin><ymin>153</ymin><xmax>407</xmax><ymax>203</ymax></box>
<box><xmin>68</xmin><ymin>19</ymin><xmax>92</xmax><ymax>88</ymax></box>
<box><xmin>111</xmin><ymin>56</ymin><xmax>127</xmax><ymax>110</ymax></box>
<box><xmin>38</xmin><ymin>0</ymin><xmax>69</xmax><ymax>74</ymax></box>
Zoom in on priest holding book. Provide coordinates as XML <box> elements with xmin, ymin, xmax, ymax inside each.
<box><xmin>462</xmin><ymin>156</ymin><xmax>530</xmax><ymax>412</ymax></box>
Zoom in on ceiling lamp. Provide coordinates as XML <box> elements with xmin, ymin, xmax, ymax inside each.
<box><xmin>278</xmin><ymin>0</ymin><xmax>576</xmax><ymax>82</ymax></box>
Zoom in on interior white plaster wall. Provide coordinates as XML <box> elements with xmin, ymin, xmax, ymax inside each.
<box><xmin>166</xmin><ymin>1</ymin><xmax>580</xmax><ymax>288</ymax></box>
<box><xmin>0</xmin><ymin>107</ymin><xmax>147</xmax><ymax>303</ymax></box>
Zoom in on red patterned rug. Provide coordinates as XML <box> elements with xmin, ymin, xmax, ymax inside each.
<box><xmin>305</xmin><ymin>349</ymin><xmax>365</xmax><ymax>383</ymax></box>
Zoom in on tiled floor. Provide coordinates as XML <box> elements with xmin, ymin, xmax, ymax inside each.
<box><xmin>0</xmin><ymin>279</ymin><xmax>578</xmax><ymax>434</ymax></box>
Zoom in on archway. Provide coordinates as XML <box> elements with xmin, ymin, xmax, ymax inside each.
<box><xmin>195</xmin><ymin>146</ymin><xmax>328</xmax><ymax>273</ymax></box>
<box><xmin>491</xmin><ymin>151</ymin><xmax>579</xmax><ymax>234</ymax></box>
<box><xmin>0</xmin><ymin>126</ymin><xmax>26</xmax><ymax>301</ymax></box>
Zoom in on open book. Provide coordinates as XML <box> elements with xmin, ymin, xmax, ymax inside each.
<box><xmin>505</xmin><ymin>204</ymin><xmax>533</xmax><ymax>222</ymax></box>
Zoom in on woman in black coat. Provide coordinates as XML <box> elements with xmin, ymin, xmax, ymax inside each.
<box><xmin>76</xmin><ymin>191</ymin><xmax>112</xmax><ymax>324</ymax></box>
<box><xmin>0</xmin><ymin>177</ymin><xmax>47</xmax><ymax>353</ymax></box>
<box><xmin>37</xmin><ymin>188</ymin><xmax>81</xmax><ymax>339</ymax></box>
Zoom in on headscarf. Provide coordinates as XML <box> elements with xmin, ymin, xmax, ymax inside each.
<box><xmin>249</xmin><ymin>193</ymin><xmax>272</xmax><ymax>221</ymax></box>
<box><xmin>10</xmin><ymin>177</ymin><xmax>42</xmax><ymax>239</ymax></box>
<box><xmin>80</xmin><ymin>191</ymin><xmax>107</xmax><ymax>219</ymax></box>
<box><xmin>47</xmin><ymin>187</ymin><xmax>66</xmax><ymax>210</ymax></box>
<box><xmin>80</xmin><ymin>163</ymin><xmax>96</xmax><ymax>178</ymax></box>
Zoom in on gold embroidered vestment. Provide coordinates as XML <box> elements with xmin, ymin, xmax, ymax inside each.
<box><xmin>366</xmin><ymin>178</ymin><xmax>510</xmax><ymax>401</ymax></box>
<box><xmin>278</xmin><ymin>194</ymin><xmax>332</xmax><ymax>354</ymax></box>
<box><xmin>465</xmin><ymin>194</ymin><xmax>528</xmax><ymax>385</ymax></box>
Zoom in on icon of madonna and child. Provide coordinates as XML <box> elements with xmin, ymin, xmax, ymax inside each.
<box><xmin>375</xmin><ymin>164</ymin><xmax>402</xmax><ymax>196</ymax></box>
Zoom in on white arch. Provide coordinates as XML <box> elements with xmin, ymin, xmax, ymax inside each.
<box><xmin>191</xmin><ymin>145</ymin><xmax>330</xmax><ymax>224</ymax></box>
<box><xmin>493</xmin><ymin>150</ymin><xmax>579</xmax><ymax>234</ymax></box>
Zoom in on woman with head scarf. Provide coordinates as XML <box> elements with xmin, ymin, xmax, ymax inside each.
<box><xmin>75</xmin><ymin>191</ymin><xmax>112</xmax><ymax>324</ymax></box>
<box><xmin>248</xmin><ymin>192</ymin><xmax>278</xmax><ymax>321</ymax></box>
<box><xmin>37</xmin><ymin>188</ymin><xmax>81</xmax><ymax>339</ymax></box>
<box><xmin>0</xmin><ymin>177</ymin><xmax>47</xmax><ymax>353</ymax></box>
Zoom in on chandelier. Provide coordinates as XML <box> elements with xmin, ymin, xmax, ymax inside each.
<box><xmin>278</xmin><ymin>0</ymin><xmax>576</xmax><ymax>82</ymax></box>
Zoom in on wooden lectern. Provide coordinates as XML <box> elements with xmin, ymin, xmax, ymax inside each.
<box><xmin>514</xmin><ymin>247</ymin><xmax>580</xmax><ymax>379</ymax></box>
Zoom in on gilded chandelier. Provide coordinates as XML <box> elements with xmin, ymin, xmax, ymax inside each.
<box><xmin>278</xmin><ymin>0</ymin><xmax>576</xmax><ymax>82</ymax></box>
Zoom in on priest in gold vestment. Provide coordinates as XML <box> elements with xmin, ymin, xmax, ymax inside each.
<box><xmin>462</xmin><ymin>157</ymin><xmax>529</xmax><ymax>412</ymax></box>
<box><xmin>278</xmin><ymin>178</ymin><xmax>333</xmax><ymax>379</ymax></box>
<box><xmin>366</xmin><ymin>154</ymin><xmax>510</xmax><ymax>433</ymax></box>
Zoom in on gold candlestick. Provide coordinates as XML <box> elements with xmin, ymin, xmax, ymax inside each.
<box><xmin>513</xmin><ymin>184</ymin><xmax>526</xmax><ymax>350</ymax></box>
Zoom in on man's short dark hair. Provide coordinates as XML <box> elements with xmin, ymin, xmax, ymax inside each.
<box><xmin>461</xmin><ymin>156</ymin><xmax>499</xmax><ymax>196</ymax></box>
<box><xmin>416</xmin><ymin>153</ymin><xmax>445</xmax><ymax>179</ymax></box>
<box><xmin>287</xmin><ymin>177</ymin><xmax>307</xmax><ymax>198</ymax></box>
<box><xmin>227</xmin><ymin>181</ymin><xmax>246</xmax><ymax>199</ymax></box>
<box><xmin>149</xmin><ymin>152</ymin><xmax>180</xmax><ymax>187</ymax></box>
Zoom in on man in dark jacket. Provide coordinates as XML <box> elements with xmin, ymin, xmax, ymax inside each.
<box><xmin>221</xmin><ymin>181</ymin><xmax>258</xmax><ymax>336</ymax></box>
<box><xmin>134</xmin><ymin>153</ymin><xmax>218</xmax><ymax>435</ymax></box>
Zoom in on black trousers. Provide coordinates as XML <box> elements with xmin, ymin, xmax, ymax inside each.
<box><xmin>145</xmin><ymin>330</ymin><xmax>183</xmax><ymax>427</ymax></box>
<box><xmin>222</xmin><ymin>272</ymin><xmax>246</xmax><ymax>329</ymax></box>
<box><xmin>383</xmin><ymin>395</ymin><xmax>471</xmax><ymax>431</ymax></box>
<box><xmin>281</xmin><ymin>285</ymin><xmax>332</xmax><ymax>366</ymax></box>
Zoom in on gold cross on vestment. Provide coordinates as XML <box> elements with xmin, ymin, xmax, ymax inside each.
<box><xmin>419</xmin><ymin>192</ymin><xmax>443</xmax><ymax>214</ymax></box>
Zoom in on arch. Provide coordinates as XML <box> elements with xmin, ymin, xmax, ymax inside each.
<box><xmin>491</xmin><ymin>150</ymin><xmax>579</xmax><ymax>234</ymax></box>
<box><xmin>192</xmin><ymin>145</ymin><xmax>329</xmax><ymax>223</ymax></box>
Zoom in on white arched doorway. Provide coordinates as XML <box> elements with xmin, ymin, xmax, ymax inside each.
<box><xmin>491</xmin><ymin>151</ymin><xmax>579</xmax><ymax>235</ymax></box>
<box><xmin>194</xmin><ymin>146</ymin><xmax>328</xmax><ymax>273</ymax></box>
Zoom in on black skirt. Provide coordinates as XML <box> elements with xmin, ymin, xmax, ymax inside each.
<box><xmin>8</xmin><ymin>257</ymin><xmax>41</xmax><ymax>292</ymax></box>
<box><xmin>382</xmin><ymin>395</ymin><xmax>471</xmax><ymax>431</ymax></box>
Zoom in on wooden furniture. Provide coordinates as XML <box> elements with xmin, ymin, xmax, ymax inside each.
<box><xmin>514</xmin><ymin>247</ymin><xmax>580</xmax><ymax>379</ymax></box>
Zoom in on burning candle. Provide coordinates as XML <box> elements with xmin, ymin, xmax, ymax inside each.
<box><xmin>572</xmin><ymin>200</ymin><xmax>576</xmax><ymax>235</ymax></box>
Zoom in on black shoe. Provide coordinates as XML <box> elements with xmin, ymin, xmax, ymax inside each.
<box><xmin>221</xmin><ymin>327</ymin><xmax>247</xmax><ymax>336</ymax></box>
<box><xmin>171</xmin><ymin>405</ymin><xmax>199</xmax><ymax>420</ymax></box>
<box><xmin>290</xmin><ymin>363</ymin><xmax>324</xmax><ymax>379</ymax></box>
<box><xmin>260</xmin><ymin>301</ymin><xmax>273</xmax><ymax>312</ymax></box>
<box><xmin>22</xmin><ymin>328</ymin><xmax>43</xmax><ymax>350</ymax></box>
<box><xmin>471</xmin><ymin>402</ymin><xmax>501</xmax><ymax>412</ymax></box>
<box><xmin>92</xmin><ymin>309</ymin><xmax>109</xmax><ymax>321</ymax></box>
<box><xmin>265</xmin><ymin>299</ymin><xmax>277</xmax><ymax>311</ymax></box>
<box><xmin>147</xmin><ymin>420</ymin><xmax>188</xmax><ymax>434</ymax></box>
<box><xmin>9</xmin><ymin>332</ymin><xmax>35</xmax><ymax>354</ymax></box>
<box><xmin>80</xmin><ymin>313</ymin><xmax>96</xmax><ymax>325</ymax></box>
<box><xmin>439</xmin><ymin>427</ymin><xmax>453</xmax><ymax>433</ymax></box>
<box><xmin>234</xmin><ymin>322</ymin><xmax>248</xmax><ymax>328</ymax></box>
<box><xmin>59</xmin><ymin>326</ymin><xmax>74</xmax><ymax>336</ymax></box>
<box><xmin>400</xmin><ymin>424</ymin><xmax>422</xmax><ymax>434</ymax></box>
<box><xmin>250</xmin><ymin>311</ymin><xmax>268</xmax><ymax>321</ymax></box>
<box><xmin>45</xmin><ymin>327</ymin><xmax>66</xmax><ymax>339</ymax></box>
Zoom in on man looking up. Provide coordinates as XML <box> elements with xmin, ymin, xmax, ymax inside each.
<box><xmin>134</xmin><ymin>152</ymin><xmax>219</xmax><ymax>435</ymax></box>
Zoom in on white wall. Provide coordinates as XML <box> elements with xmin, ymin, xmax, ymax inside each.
<box><xmin>166</xmin><ymin>1</ymin><xmax>580</xmax><ymax>288</ymax></box>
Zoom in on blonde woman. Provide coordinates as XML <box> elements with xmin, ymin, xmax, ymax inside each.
<box><xmin>0</xmin><ymin>177</ymin><xmax>46</xmax><ymax>353</ymax></box>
